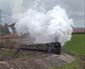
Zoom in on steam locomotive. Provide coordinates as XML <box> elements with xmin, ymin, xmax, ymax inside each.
<box><xmin>19</xmin><ymin>42</ymin><xmax>61</xmax><ymax>54</ymax></box>
<box><xmin>7</xmin><ymin>23</ymin><xmax>61</xmax><ymax>54</ymax></box>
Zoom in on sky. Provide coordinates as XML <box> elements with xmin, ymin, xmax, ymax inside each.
<box><xmin>0</xmin><ymin>0</ymin><xmax>85</xmax><ymax>28</ymax></box>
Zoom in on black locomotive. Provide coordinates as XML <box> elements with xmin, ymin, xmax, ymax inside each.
<box><xmin>18</xmin><ymin>42</ymin><xmax>61</xmax><ymax>54</ymax></box>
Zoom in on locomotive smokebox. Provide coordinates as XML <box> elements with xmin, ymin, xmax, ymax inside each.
<box><xmin>48</xmin><ymin>42</ymin><xmax>61</xmax><ymax>54</ymax></box>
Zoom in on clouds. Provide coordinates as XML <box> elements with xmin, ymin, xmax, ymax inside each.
<box><xmin>11</xmin><ymin>0</ymin><xmax>23</xmax><ymax>15</ymax></box>
<box><xmin>61</xmin><ymin>0</ymin><xmax>84</xmax><ymax>27</ymax></box>
<box><xmin>0</xmin><ymin>0</ymin><xmax>23</xmax><ymax>15</ymax></box>
<box><xmin>0</xmin><ymin>0</ymin><xmax>23</xmax><ymax>23</ymax></box>
<box><xmin>23</xmin><ymin>0</ymin><xmax>84</xmax><ymax>27</ymax></box>
<box><xmin>0</xmin><ymin>0</ymin><xmax>84</xmax><ymax>27</ymax></box>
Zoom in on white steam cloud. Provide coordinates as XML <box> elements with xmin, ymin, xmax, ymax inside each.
<box><xmin>15</xmin><ymin>5</ymin><xmax>73</xmax><ymax>46</ymax></box>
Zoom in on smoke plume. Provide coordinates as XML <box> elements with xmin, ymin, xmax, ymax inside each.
<box><xmin>15</xmin><ymin>0</ymin><xmax>74</xmax><ymax>46</ymax></box>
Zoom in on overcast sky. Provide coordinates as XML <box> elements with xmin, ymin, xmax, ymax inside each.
<box><xmin>0</xmin><ymin>0</ymin><xmax>85</xmax><ymax>28</ymax></box>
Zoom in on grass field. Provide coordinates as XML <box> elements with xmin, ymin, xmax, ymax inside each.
<box><xmin>64</xmin><ymin>34</ymin><xmax>85</xmax><ymax>55</ymax></box>
<box><xmin>55</xmin><ymin>34</ymin><xmax>85</xmax><ymax>69</ymax></box>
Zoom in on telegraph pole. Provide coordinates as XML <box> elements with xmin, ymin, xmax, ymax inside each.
<box><xmin>0</xmin><ymin>9</ymin><xmax>2</xmax><ymax>35</ymax></box>
<box><xmin>0</xmin><ymin>9</ymin><xmax>2</xmax><ymax>23</ymax></box>
<box><xmin>0</xmin><ymin>9</ymin><xmax>3</xmax><ymax>49</ymax></box>
<box><xmin>0</xmin><ymin>9</ymin><xmax>3</xmax><ymax>35</ymax></box>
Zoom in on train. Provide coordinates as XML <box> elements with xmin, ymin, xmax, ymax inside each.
<box><xmin>18</xmin><ymin>42</ymin><xmax>61</xmax><ymax>54</ymax></box>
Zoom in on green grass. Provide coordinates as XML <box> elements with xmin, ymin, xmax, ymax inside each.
<box><xmin>54</xmin><ymin>34</ymin><xmax>85</xmax><ymax>69</ymax></box>
<box><xmin>0</xmin><ymin>49</ymin><xmax>15</xmax><ymax>60</ymax></box>
<box><xmin>64</xmin><ymin>34</ymin><xmax>85</xmax><ymax>55</ymax></box>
